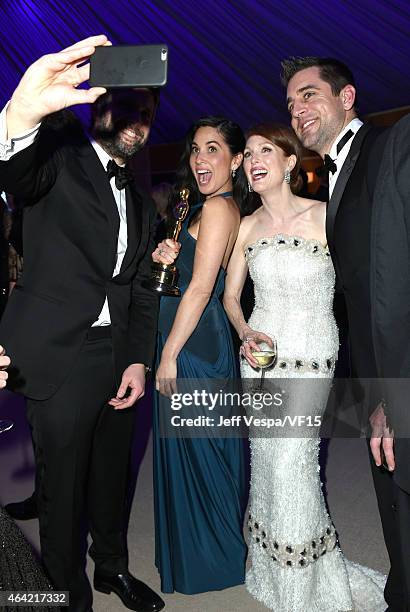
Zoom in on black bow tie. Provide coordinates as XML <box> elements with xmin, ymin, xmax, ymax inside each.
<box><xmin>323</xmin><ymin>154</ymin><xmax>338</xmax><ymax>175</ymax></box>
<box><xmin>106</xmin><ymin>159</ymin><xmax>134</xmax><ymax>190</ymax></box>
<box><xmin>315</xmin><ymin>129</ymin><xmax>355</xmax><ymax>177</ymax></box>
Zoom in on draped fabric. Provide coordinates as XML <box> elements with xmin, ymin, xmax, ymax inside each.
<box><xmin>0</xmin><ymin>0</ymin><xmax>409</xmax><ymax>143</ymax></box>
<box><xmin>153</xmin><ymin>201</ymin><xmax>247</xmax><ymax>593</ymax></box>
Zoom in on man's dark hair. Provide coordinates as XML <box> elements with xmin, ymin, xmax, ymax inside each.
<box><xmin>281</xmin><ymin>57</ymin><xmax>356</xmax><ymax>97</ymax></box>
<box><xmin>146</xmin><ymin>87</ymin><xmax>160</xmax><ymax>111</ymax></box>
<box><xmin>91</xmin><ymin>87</ymin><xmax>160</xmax><ymax>122</ymax></box>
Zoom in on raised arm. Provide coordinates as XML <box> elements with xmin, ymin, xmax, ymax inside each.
<box><xmin>0</xmin><ymin>36</ymin><xmax>110</xmax><ymax>200</ymax></box>
<box><xmin>156</xmin><ymin>196</ymin><xmax>238</xmax><ymax>396</ymax></box>
<box><xmin>6</xmin><ymin>35</ymin><xmax>110</xmax><ymax>137</ymax></box>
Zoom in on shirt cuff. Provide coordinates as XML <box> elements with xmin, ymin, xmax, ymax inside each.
<box><xmin>0</xmin><ymin>101</ymin><xmax>40</xmax><ymax>161</ymax></box>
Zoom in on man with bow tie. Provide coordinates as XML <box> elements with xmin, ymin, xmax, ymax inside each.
<box><xmin>0</xmin><ymin>36</ymin><xmax>163</xmax><ymax>612</ymax></box>
<box><xmin>283</xmin><ymin>56</ymin><xmax>409</xmax><ymax>612</ymax></box>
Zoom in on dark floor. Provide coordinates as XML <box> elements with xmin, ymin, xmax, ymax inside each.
<box><xmin>0</xmin><ymin>389</ymin><xmax>388</xmax><ymax>612</ymax></box>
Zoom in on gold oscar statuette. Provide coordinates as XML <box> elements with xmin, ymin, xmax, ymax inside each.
<box><xmin>143</xmin><ymin>188</ymin><xmax>190</xmax><ymax>296</ymax></box>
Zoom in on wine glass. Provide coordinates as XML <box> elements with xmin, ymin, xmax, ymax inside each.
<box><xmin>251</xmin><ymin>339</ymin><xmax>277</xmax><ymax>391</ymax></box>
<box><xmin>0</xmin><ymin>419</ymin><xmax>14</xmax><ymax>433</ymax></box>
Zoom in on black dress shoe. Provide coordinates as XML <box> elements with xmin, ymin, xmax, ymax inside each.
<box><xmin>4</xmin><ymin>493</ymin><xmax>38</xmax><ymax>520</ymax></box>
<box><xmin>94</xmin><ymin>571</ymin><xmax>165</xmax><ymax>612</ymax></box>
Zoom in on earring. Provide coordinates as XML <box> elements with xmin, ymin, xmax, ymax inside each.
<box><xmin>284</xmin><ymin>168</ymin><xmax>291</xmax><ymax>184</ymax></box>
<box><xmin>248</xmin><ymin>182</ymin><xmax>253</xmax><ymax>193</ymax></box>
<box><xmin>231</xmin><ymin>168</ymin><xmax>236</xmax><ymax>178</ymax></box>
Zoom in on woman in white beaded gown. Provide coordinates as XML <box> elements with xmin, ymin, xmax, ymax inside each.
<box><xmin>223</xmin><ymin>123</ymin><xmax>386</xmax><ymax>612</ymax></box>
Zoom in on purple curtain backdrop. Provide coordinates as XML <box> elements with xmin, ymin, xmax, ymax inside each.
<box><xmin>0</xmin><ymin>0</ymin><xmax>409</xmax><ymax>143</ymax></box>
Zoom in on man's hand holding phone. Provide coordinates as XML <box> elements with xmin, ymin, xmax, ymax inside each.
<box><xmin>7</xmin><ymin>35</ymin><xmax>111</xmax><ymax>138</ymax></box>
<box><xmin>89</xmin><ymin>44</ymin><xmax>168</xmax><ymax>89</ymax></box>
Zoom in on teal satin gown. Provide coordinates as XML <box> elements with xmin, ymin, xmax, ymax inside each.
<box><xmin>153</xmin><ymin>198</ymin><xmax>247</xmax><ymax>594</ymax></box>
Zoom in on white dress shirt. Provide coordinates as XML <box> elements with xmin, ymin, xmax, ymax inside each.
<box><xmin>0</xmin><ymin>102</ymin><xmax>39</xmax><ymax>158</ymax></box>
<box><xmin>328</xmin><ymin>117</ymin><xmax>363</xmax><ymax>198</ymax></box>
<box><xmin>0</xmin><ymin>104</ymin><xmax>128</xmax><ymax>326</ymax></box>
<box><xmin>89</xmin><ymin>140</ymin><xmax>128</xmax><ymax>326</ymax></box>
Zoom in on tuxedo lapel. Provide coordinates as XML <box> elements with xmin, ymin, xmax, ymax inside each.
<box><xmin>326</xmin><ymin>124</ymin><xmax>372</xmax><ymax>250</ymax></box>
<box><xmin>76</xmin><ymin>139</ymin><xmax>120</xmax><ymax>271</ymax></box>
<box><xmin>76</xmin><ymin>138</ymin><xmax>148</xmax><ymax>277</ymax></box>
<box><xmin>119</xmin><ymin>179</ymin><xmax>143</xmax><ymax>275</ymax></box>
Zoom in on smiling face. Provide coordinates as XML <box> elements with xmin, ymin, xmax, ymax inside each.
<box><xmin>189</xmin><ymin>126</ymin><xmax>241</xmax><ymax>198</ymax></box>
<box><xmin>243</xmin><ymin>134</ymin><xmax>295</xmax><ymax>194</ymax></box>
<box><xmin>286</xmin><ymin>66</ymin><xmax>356</xmax><ymax>156</ymax></box>
<box><xmin>92</xmin><ymin>88</ymin><xmax>156</xmax><ymax>162</ymax></box>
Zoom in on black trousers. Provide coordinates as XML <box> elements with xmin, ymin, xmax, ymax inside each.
<box><xmin>27</xmin><ymin>332</ymin><xmax>136</xmax><ymax>612</ymax></box>
<box><xmin>368</xmin><ymin>442</ymin><xmax>410</xmax><ymax>611</ymax></box>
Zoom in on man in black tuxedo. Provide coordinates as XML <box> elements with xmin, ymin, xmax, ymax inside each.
<box><xmin>283</xmin><ymin>57</ymin><xmax>409</xmax><ymax>611</ymax></box>
<box><xmin>0</xmin><ymin>36</ymin><xmax>164</xmax><ymax>612</ymax></box>
<box><xmin>370</xmin><ymin>113</ymin><xmax>410</xmax><ymax>609</ymax></box>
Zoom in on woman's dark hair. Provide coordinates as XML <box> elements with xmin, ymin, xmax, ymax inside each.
<box><xmin>244</xmin><ymin>123</ymin><xmax>303</xmax><ymax>213</ymax></box>
<box><xmin>167</xmin><ymin>116</ymin><xmax>248</xmax><ymax>220</ymax></box>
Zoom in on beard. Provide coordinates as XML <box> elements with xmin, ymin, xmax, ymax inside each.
<box><xmin>299</xmin><ymin>130</ymin><xmax>324</xmax><ymax>154</ymax></box>
<box><xmin>298</xmin><ymin>114</ymin><xmax>345</xmax><ymax>156</ymax></box>
<box><xmin>93</xmin><ymin>120</ymin><xmax>147</xmax><ymax>160</ymax></box>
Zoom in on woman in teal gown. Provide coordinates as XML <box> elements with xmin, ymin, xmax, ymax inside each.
<box><xmin>152</xmin><ymin>117</ymin><xmax>248</xmax><ymax>594</ymax></box>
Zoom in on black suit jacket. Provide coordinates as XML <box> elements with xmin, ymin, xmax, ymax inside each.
<box><xmin>326</xmin><ymin>124</ymin><xmax>390</xmax><ymax>379</ymax></box>
<box><xmin>325</xmin><ymin>123</ymin><xmax>391</xmax><ymax>447</ymax></box>
<box><xmin>371</xmin><ymin>114</ymin><xmax>410</xmax><ymax>491</ymax></box>
<box><xmin>0</xmin><ymin>118</ymin><xmax>158</xmax><ymax>400</ymax></box>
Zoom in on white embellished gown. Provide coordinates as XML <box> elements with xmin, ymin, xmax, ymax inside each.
<box><xmin>240</xmin><ymin>234</ymin><xmax>386</xmax><ymax>612</ymax></box>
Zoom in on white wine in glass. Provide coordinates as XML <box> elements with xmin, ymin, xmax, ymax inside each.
<box><xmin>252</xmin><ymin>352</ymin><xmax>276</xmax><ymax>368</ymax></box>
<box><xmin>0</xmin><ymin>419</ymin><xmax>14</xmax><ymax>434</ymax></box>
<box><xmin>251</xmin><ymin>340</ymin><xmax>277</xmax><ymax>391</ymax></box>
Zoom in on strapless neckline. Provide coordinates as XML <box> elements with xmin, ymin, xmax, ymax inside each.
<box><xmin>244</xmin><ymin>233</ymin><xmax>329</xmax><ymax>255</ymax></box>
